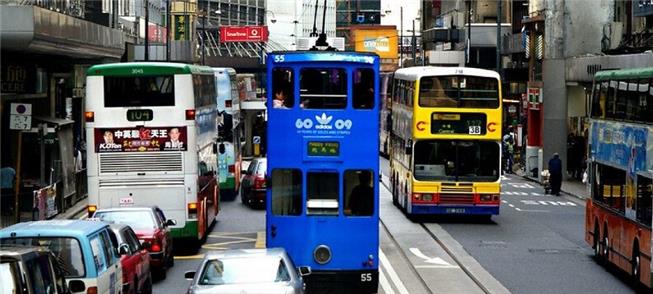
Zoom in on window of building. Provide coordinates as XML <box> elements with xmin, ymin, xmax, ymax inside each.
<box><xmin>299</xmin><ymin>68</ymin><xmax>347</xmax><ymax>109</ymax></box>
<box><xmin>636</xmin><ymin>176</ymin><xmax>652</xmax><ymax>224</ymax></box>
<box><xmin>344</xmin><ymin>170</ymin><xmax>374</xmax><ymax>216</ymax></box>
<box><xmin>353</xmin><ymin>68</ymin><xmax>375</xmax><ymax>109</ymax></box>
<box><xmin>306</xmin><ymin>172</ymin><xmax>339</xmax><ymax>215</ymax></box>
<box><xmin>271</xmin><ymin>169</ymin><xmax>302</xmax><ymax>215</ymax></box>
<box><xmin>272</xmin><ymin>68</ymin><xmax>294</xmax><ymax>109</ymax></box>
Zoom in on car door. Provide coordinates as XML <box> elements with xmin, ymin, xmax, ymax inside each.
<box><xmin>93</xmin><ymin>230</ymin><xmax>121</xmax><ymax>294</ymax></box>
<box><xmin>154</xmin><ymin>208</ymin><xmax>172</xmax><ymax>257</ymax></box>
<box><xmin>243</xmin><ymin>161</ymin><xmax>258</xmax><ymax>198</ymax></box>
<box><xmin>124</xmin><ymin>227</ymin><xmax>149</xmax><ymax>288</ymax></box>
<box><xmin>118</xmin><ymin>228</ymin><xmax>138</xmax><ymax>291</ymax></box>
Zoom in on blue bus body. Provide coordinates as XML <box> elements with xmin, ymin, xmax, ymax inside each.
<box><xmin>266</xmin><ymin>51</ymin><xmax>380</xmax><ymax>293</ymax></box>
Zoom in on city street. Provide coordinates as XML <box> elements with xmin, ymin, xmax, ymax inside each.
<box><xmin>148</xmin><ymin>157</ymin><xmax>638</xmax><ymax>293</ymax></box>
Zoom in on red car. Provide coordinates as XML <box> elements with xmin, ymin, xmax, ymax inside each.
<box><xmin>240</xmin><ymin>157</ymin><xmax>267</xmax><ymax>208</ymax></box>
<box><xmin>110</xmin><ymin>223</ymin><xmax>152</xmax><ymax>294</ymax></box>
<box><xmin>94</xmin><ymin>206</ymin><xmax>176</xmax><ymax>280</ymax></box>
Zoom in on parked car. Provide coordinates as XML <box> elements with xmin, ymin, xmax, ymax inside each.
<box><xmin>109</xmin><ymin>224</ymin><xmax>152</xmax><ymax>294</ymax></box>
<box><xmin>240</xmin><ymin>157</ymin><xmax>267</xmax><ymax>208</ymax></box>
<box><xmin>0</xmin><ymin>246</ymin><xmax>70</xmax><ymax>294</ymax></box>
<box><xmin>92</xmin><ymin>206</ymin><xmax>175</xmax><ymax>280</ymax></box>
<box><xmin>185</xmin><ymin>248</ymin><xmax>310</xmax><ymax>294</ymax></box>
<box><xmin>0</xmin><ymin>220</ymin><xmax>122</xmax><ymax>294</ymax></box>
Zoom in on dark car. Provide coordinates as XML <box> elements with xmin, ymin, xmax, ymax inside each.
<box><xmin>93</xmin><ymin>206</ymin><xmax>176</xmax><ymax>280</ymax></box>
<box><xmin>0</xmin><ymin>246</ymin><xmax>70</xmax><ymax>294</ymax></box>
<box><xmin>240</xmin><ymin>158</ymin><xmax>267</xmax><ymax>208</ymax></box>
<box><xmin>109</xmin><ymin>224</ymin><xmax>152</xmax><ymax>294</ymax></box>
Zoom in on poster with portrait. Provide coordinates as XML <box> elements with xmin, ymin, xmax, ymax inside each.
<box><xmin>94</xmin><ymin>126</ymin><xmax>188</xmax><ymax>152</ymax></box>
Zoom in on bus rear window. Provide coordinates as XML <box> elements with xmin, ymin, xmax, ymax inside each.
<box><xmin>104</xmin><ymin>75</ymin><xmax>175</xmax><ymax>107</ymax></box>
<box><xmin>419</xmin><ymin>76</ymin><xmax>499</xmax><ymax>108</ymax></box>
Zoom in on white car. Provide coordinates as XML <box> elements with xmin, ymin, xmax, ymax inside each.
<box><xmin>185</xmin><ymin>248</ymin><xmax>310</xmax><ymax>294</ymax></box>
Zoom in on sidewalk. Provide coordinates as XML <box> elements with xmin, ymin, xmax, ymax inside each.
<box><xmin>54</xmin><ymin>198</ymin><xmax>88</xmax><ymax>220</ymax></box>
<box><xmin>513</xmin><ymin>167</ymin><xmax>590</xmax><ymax>200</ymax></box>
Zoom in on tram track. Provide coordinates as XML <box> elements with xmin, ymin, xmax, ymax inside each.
<box><xmin>380</xmin><ymin>178</ymin><xmax>501</xmax><ymax>294</ymax></box>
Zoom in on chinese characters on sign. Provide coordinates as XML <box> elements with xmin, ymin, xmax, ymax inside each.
<box><xmin>174</xmin><ymin>15</ymin><xmax>189</xmax><ymax>40</ymax></box>
<box><xmin>95</xmin><ymin>127</ymin><xmax>187</xmax><ymax>152</ymax></box>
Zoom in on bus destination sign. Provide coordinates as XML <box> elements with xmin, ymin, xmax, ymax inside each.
<box><xmin>127</xmin><ymin>109</ymin><xmax>153</xmax><ymax>121</ymax></box>
<box><xmin>95</xmin><ymin>126</ymin><xmax>187</xmax><ymax>152</ymax></box>
<box><xmin>307</xmin><ymin>141</ymin><xmax>340</xmax><ymax>157</ymax></box>
<box><xmin>431</xmin><ymin>112</ymin><xmax>487</xmax><ymax>135</ymax></box>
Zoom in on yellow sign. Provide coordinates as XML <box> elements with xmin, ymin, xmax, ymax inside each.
<box><xmin>352</xmin><ymin>28</ymin><xmax>398</xmax><ymax>59</ymax></box>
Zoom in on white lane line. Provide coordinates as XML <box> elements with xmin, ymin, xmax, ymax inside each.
<box><xmin>508</xmin><ymin>204</ymin><xmax>515</xmax><ymax>208</ymax></box>
<box><xmin>501</xmin><ymin>200</ymin><xmax>508</xmax><ymax>204</ymax></box>
<box><xmin>414</xmin><ymin>265</ymin><xmax>460</xmax><ymax>269</ymax></box>
<box><xmin>379</xmin><ymin>267</ymin><xmax>395</xmax><ymax>294</ymax></box>
<box><xmin>379</xmin><ymin>249</ymin><xmax>410</xmax><ymax>294</ymax></box>
<box><xmin>515</xmin><ymin>207</ymin><xmax>521</xmax><ymax>211</ymax></box>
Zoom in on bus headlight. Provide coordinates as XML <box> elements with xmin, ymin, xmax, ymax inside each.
<box><xmin>313</xmin><ymin>245</ymin><xmax>332</xmax><ymax>265</ymax></box>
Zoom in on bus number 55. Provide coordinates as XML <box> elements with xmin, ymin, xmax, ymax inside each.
<box><xmin>361</xmin><ymin>273</ymin><xmax>372</xmax><ymax>282</ymax></box>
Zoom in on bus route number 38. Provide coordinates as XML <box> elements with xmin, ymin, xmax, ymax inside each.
<box><xmin>361</xmin><ymin>273</ymin><xmax>373</xmax><ymax>282</ymax></box>
<box><xmin>468</xmin><ymin>125</ymin><xmax>482</xmax><ymax>135</ymax></box>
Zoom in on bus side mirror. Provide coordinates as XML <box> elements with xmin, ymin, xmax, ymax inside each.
<box><xmin>219</xmin><ymin>143</ymin><xmax>226</xmax><ymax>154</ymax></box>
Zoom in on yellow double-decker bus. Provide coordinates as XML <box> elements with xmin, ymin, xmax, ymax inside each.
<box><xmin>389</xmin><ymin>67</ymin><xmax>502</xmax><ymax>218</ymax></box>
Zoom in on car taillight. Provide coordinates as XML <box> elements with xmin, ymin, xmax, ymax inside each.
<box><xmin>185</xmin><ymin>109</ymin><xmax>196</xmax><ymax>120</ymax></box>
<box><xmin>151</xmin><ymin>242</ymin><xmax>162</xmax><ymax>252</ymax></box>
<box><xmin>84</xmin><ymin>111</ymin><xmax>94</xmax><ymax>122</ymax></box>
<box><xmin>87</xmin><ymin>286</ymin><xmax>98</xmax><ymax>294</ymax></box>
<box><xmin>188</xmin><ymin>202</ymin><xmax>198</xmax><ymax>219</ymax></box>
<box><xmin>479</xmin><ymin>194</ymin><xmax>500</xmax><ymax>203</ymax></box>
<box><xmin>228</xmin><ymin>164</ymin><xmax>235</xmax><ymax>173</ymax></box>
<box><xmin>412</xmin><ymin>193</ymin><xmax>435</xmax><ymax>203</ymax></box>
<box><xmin>254</xmin><ymin>176</ymin><xmax>266</xmax><ymax>189</ymax></box>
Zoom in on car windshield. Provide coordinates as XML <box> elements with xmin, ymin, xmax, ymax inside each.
<box><xmin>94</xmin><ymin>210</ymin><xmax>157</xmax><ymax>231</ymax></box>
<box><xmin>199</xmin><ymin>256</ymin><xmax>290</xmax><ymax>285</ymax></box>
<box><xmin>0</xmin><ymin>237</ymin><xmax>85</xmax><ymax>278</ymax></box>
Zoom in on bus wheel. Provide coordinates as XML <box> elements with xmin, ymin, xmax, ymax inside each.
<box><xmin>601</xmin><ymin>227</ymin><xmax>609</xmax><ymax>266</ymax></box>
<box><xmin>631</xmin><ymin>242</ymin><xmax>641</xmax><ymax>285</ymax></box>
<box><xmin>593</xmin><ymin>225</ymin><xmax>602</xmax><ymax>262</ymax></box>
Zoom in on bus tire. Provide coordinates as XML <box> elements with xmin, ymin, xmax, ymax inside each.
<box><xmin>602</xmin><ymin>225</ymin><xmax>609</xmax><ymax>266</ymax></box>
<box><xmin>631</xmin><ymin>242</ymin><xmax>641</xmax><ymax>285</ymax></box>
<box><xmin>593</xmin><ymin>224</ymin><xmax>602</xmax><ymax>262</ymax></box>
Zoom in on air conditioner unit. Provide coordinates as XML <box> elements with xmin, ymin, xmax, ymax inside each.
<box><xmin>296</xmin><ymin>37</ymin><xmax>345</xmax><ymax>51</ymax></box>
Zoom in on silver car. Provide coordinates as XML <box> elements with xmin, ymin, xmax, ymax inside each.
<box><xmin>185</xmin><ymin>248</ymin><xmax>310</xmax><ymax>294</ymax></box>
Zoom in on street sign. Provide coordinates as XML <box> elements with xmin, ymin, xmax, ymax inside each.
<box><xmin>219</xmin><ymin>26</ymin><xmax>268</xmax><ymax>42</ymax></box>
<box><xmin>253</xmin><ymin>136</ymin><xmax>261</xmax><ymax>144</ymax></box>
<box><xmin>10</xmin><ymin>103</ymin><xmax>32</xmax><ymax>130</ymax></box>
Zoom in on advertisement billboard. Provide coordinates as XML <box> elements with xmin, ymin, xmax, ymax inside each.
<box><xmin>219</xmin><ymin>26</ymin><xmax>268</xmax><ymax>42</ymax></box>
<box><xmin>352</xmin><ymin>27</ymin><xmax>398</xmax><ymax>59</ymax></box>
<box><xmin>94</xmin><ymin>126</ymin><xmax>188</xmax><ymax>152</ymax></box>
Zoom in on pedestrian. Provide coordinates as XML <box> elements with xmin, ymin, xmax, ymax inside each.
<box><xmin>1</xmin><ymin>166</ymin><xmax>16</xmax><ymax>216</ymax></box>
<box><xmin>548</xmin><ymin>153</ymin><xmax>563</xmax><ymax>196</ymax></box>
<box><xmin>503</xmin><ymin>127</ymin><xmax>515</xmax><ymax>174</ymax></box>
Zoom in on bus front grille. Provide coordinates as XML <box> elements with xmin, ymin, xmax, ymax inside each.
<box><xmin>439</xmin><ymin>193</ymin><xmax>474</xmax><ymax>204</ymax></box>
<box><xmin>440</xmin><ymin>186</ymin><xmax>474</xmax><ymax>193</ymax></box>
<box><xmin>99</xmin><ymin>153</ymin><xmax>183</xmax><ymax>174</ymax></box>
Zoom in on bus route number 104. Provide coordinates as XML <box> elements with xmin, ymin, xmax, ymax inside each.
<box><xmin>361</xmin><ymin>273</ymin><xmax>373</xmax><ymax>282</ymax></box>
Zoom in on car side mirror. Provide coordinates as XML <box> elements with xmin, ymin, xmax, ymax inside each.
<box><xmin>141</xmin><ymin>241</ymin><xmax>152</xmax><ymax>250</ymax></box>
<box><xmin>118</xmin><ymin>243</ymin><xmax>130</xmax><ymax>255</ymax></box>
<box><xmin>298</xmin><ymin>266</ymin><xmax>311</xmax><ymax>277</ymax></box>
<box><xmin>69</xmin><ymin>280</ymin><xmax>86</xmax><ymax>292</ymax></box>
<box><xmin>184</xmin><ymin>271</ymin><xmax>196</xmax><ymax>280</ymax></box>
<box><xmin>166</xmin><ymin>219</ymin><xmax>177</xmax><ymax>226</ymax></box>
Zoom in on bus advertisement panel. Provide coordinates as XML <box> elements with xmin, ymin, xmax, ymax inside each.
<box><xmin>214</xmin><ymin>68</ymin><xmax>240</xmax><ymax>200</ymax></box>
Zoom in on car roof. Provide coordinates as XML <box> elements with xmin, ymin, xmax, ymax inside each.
<box><xmin>204</xmin><ymin>248</ymin><xmax>286</xmax><ymax>260</ymax></box>
<box><xmin>95</xmin><ymin>206</ymin><xmax>158</xmax><ymax>213</ymax></box>
<box><xmin>0</xmin><ymin>220</ymin><xmax>108</xmax><ymax>239</ymax></box>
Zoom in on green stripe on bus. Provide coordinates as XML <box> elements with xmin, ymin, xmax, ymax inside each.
<box><xmin>594</xmin><ymin>67</ymin><xmax>653</xmax><ymax>81</ymax></box>
<box><xmin>87</xmin><ymin>62</ymin><xmax>214</xmax><ymax>76</ymax></box>
<box><xmin>220</xmin><ymin>177</ymin><xmax>236</xmax><ymax>190</ymax></box>
<box><xmin>170</xmin><ymin>220</ymin><xmax>199</xmax><ymax>239</ymax></box>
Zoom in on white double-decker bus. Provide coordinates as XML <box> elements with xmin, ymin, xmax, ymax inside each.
<box><xmin>85</xmin><ymin>62</ymin><xmax>219</xmax><ymax>245</ymax></box>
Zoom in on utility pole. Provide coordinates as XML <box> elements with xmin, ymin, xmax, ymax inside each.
<box><xmin>412</xmin><ymin>19</ymin><xmax>416</xmax><ymax>62</ymax></box>
<box><xmin>166</xmin><ymin>0</ymin><xmax>170</xmax><ymax>61</ymax></box>
<box><xmin>145</xmin><ymin>0</ymin><xmax>150</xmax><ymax>61</ymax></box>
<box><xmin>496</xmin><ymin>0</ymin><xmax>502</xmax><ymax>74</ymax></box>
<box><xmin>400</xmin><ymin>6</ymin><xmax>403</xmax><ymax>68</ymax></box>
<box><xmin>201</xmin><ymin>11</ymin><xmax>206</xmax><ymax>65</ymax></box>
<box><xmin>467</xmin><ymin>0</ymin><xmax>472</xmax><ymax>65</ymax></box>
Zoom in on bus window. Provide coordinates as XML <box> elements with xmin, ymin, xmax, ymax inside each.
<box><xmin>624</xmin><ymin>80</ymin><xmax>640</xmax><ymax>121</ymax></box>
<box><xmin>104</xmin><ymin>75</ymin><xmax>174</xmax><ymax>107</ymax></box>
<box><xmin>306</xmin><ymin>172</ymin><xmax>339</xmax><ymax>216</ymax></box>
<box><xmin>419</xmin><ymin>77</ymin><xmax>458</xmax><ymax>108</ymax></box>
<box><xmin>271</xmin><ymin>169</ymin><xmax>302</xmax><ymax>216</ymax></box>
<box><xmin>594</xmin><ymin>164</ymin><xmax>625</xmax><ymax>213</ymax></box>
<box><xmin>299</xmin><ymin>68</ymin><xmax>347</xmax><ymax>109</ymax></box>
<box><xmin>646</xmin><ymin>79</ymin><xmax>653</xmax><ymax>123</ymax></box>
<box><xmin>458</xmin><ymin>76</ymin><xmax>499</xmax><ymax>108</ymax></box>
<box><xmin>344</xmin><ymin>170</ymin><xmax>374</xmax><ymax>216</ymax></box>
<box><xmin>272</xmin><ymin>68</ymin><xmax>294</xmax><ymax>109</ymax></box>
<box><xmin>353</xmin><ymin>69</ymin><xmax>375</xmax><ymax>109</ymax></box>
<box><xmin>590</xmin><ymin>82</ymin><xmax>601</xmax><ymax>118</ymax></box>
<box><xmin>636</xmin><ymin>176</ymin><xmax>652</xmax><ymax>224</ymax></box>
<box><xmin>413</xmin><ymin>140</ymin><xmax>499</xmax><ymax>182</ymax></box>
<box><xmin>606</xmin><ymin>81</ymin><xmax>617</xmax><ymax>119</ymax></box>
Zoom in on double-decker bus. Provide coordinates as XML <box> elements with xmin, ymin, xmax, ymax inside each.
<box><xmin>380</xmin><ymin>72</ymin><xmax>393</xmax><ymax>157</ymax></box>
<box><xmin>389</xmin><ymin>66</ymin><xmax>502</xmax><ymax>217</ymax></box>
<box><xmin>266</xmin><ymin>51</ymin><xmax>380</xmax><ymax>293</ymax></box>
<box><xmin>585</xmin><ymin>67</ymin><xmax>653</xmax><ymax>288</ymax></box>
<box><xmin>85</xmin><ymin>62</ymin><xmax>219</xmax><ymax>246</ymax></box>
<box><xmin>213</xmin><ymin>67</ymin><xmax>241</xmax><ymax>200</ymax></box>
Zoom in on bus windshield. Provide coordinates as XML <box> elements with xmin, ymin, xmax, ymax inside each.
<box><xmin>413</xmin><ymin>140</ymin><xmax>500</xmax><ymax>182</ymax></box>
<box><xmin>419</xmin><ymin>76</ymin><xmax>499</xmax><ymax>108</ymax></box>
<box><xmin>104</xmin><ymin>75</ymin><xmax>175</xmax><ymax>107</ymax></box>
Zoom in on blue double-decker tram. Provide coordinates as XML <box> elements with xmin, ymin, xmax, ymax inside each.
<box><xmin>266</xmin><ymin>51</ymin><xmax>380</xmax><ymax>293</ymax></box>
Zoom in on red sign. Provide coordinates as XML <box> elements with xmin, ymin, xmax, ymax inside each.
<box><xmin>148</xmin><ymin>24</ymin><xmax>167</xmax><ymax>43</ymax></box>
<box><xmin>95</xmin><ymin>127</ymin><xmax>187</xmax><ymax>153</ymax></box>
<box><xmin>219</xmin><ymin>26</ymin><xmax>268</xmax><ymax>42</ymax></box>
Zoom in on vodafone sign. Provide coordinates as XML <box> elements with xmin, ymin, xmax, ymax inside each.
<box><xmin>219</xmin><ymin>26</ymin><xmax>268</xmax><ymax>42</ymax></box>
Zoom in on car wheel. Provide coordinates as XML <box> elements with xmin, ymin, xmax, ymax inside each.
<box><xmin>593</xmin><ymin>225</ymin><xmax>601</xmax><ymax>262</ymax></box>
<box><xmin>240</xmin><ymin>185</ymin><xmax>246</xmax><ymax>204</ymax></box>
<box><xmin>131</xmin><ymin>277</ymin><xmax>138</xmax><ymax>294</ymax></box>
<box><xmin>167</xmin><ymin>251</ymin><xmax>175</xmax><ymax>267</ymax></box>
<box><xmin>602</xmin><ymin>227</ymin><xmax>610</xmax><ymax>267</ymax></box>
<box><xmin>139</xmin><ymin>273</ymin><xmax>152</xmax><ymax>294</ymax></box>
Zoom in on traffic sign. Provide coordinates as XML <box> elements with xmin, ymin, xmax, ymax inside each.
<box><xmin>10</xmin><ymin>103</ymin><xmax>32</xmax><ymax>130</ymax></box>
<box><xmin>253</xmin><ymin>136</ymin><xmax>261</xmax><ymax>144</ymax></box>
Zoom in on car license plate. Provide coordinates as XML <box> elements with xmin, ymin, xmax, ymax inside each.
<box><xmin>119</xmin><ymin>197</ymin><xmax>134</xmax><ymax>206</ymax></box>
<box><xmin>446</xmin><ymin>208</ymin><xmax>465</xmax><ymax>214</ymax></box>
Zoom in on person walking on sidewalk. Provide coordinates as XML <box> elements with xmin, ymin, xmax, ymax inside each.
<box><xmin>503</xmin><ymin>127</ymin><xmax>515</xmax><ymax>174</ymax></box>
<box><xmin>548</xmin><ymin>153</ymin><xmax>563</xmax><ymax>196</ymax></box>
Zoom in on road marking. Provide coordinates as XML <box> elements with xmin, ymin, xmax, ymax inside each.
<box><xmin>379</xmin><ymin>267</ymin><xmax>395</xmax><ymax>294</ymax></box>
<box><xmin>409</xmin><ymin>248</ymin><xmax>460</xmax><ymax>268</ymax></box>
<box><xmin>414</xmin><ymin>265</ymin><xmax>460</xmax><ymax>269</ymax></box>
<box><xmin>508</xmin><ymin>182</ymin><xmax>536</xmax><ymax>189</ymax></box>
<box><xmin>174</xmin><ymin>254</ymin><xmax>205</xmax><ymax>260</ymax></box>
<box><xmin>508</xmin><ymin>204</ymin><xmax>515</xmax><ymax>208</ymax></box>
<box><xmin>379</xmin><ymin>249</ymin><xmax>410</xmax><ymax>294</ymax></box>
<box><xmin>501</xmin><ymin>200</ymin><xmax>508</xmax><ymax>204</ymax></box>
<box><xmin>255</xmin><ymin>231</ymin><xmax>265</xmax><ymax>248</ymax></box>
<box><xmin>200</xmin><ymin>243</ymin><xmax>229</xmax><ymax>250</ymax></box>
<box><xmin>515</xmin><ymin>208</ymin><xmax>549</xmax><ymax>212</ymax></box>
<box><xmin>521</xmin><ymin>200</ymin><xmax>577</xmax><ymax>206</ymax></box>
